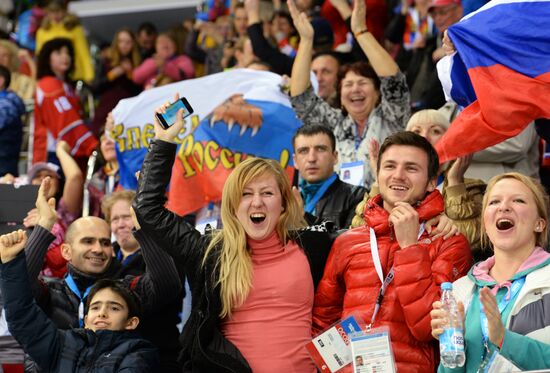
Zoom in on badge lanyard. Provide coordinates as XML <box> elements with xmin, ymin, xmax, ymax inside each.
<box><xmin>479</xmin><ymin>277</ymin><xmax>525</xmax><ymax>360</ymax></box>
<box><xmin>64</xmin><ymin>274</ymin><xmax>93</xmax><ymax>327</ymax></box>
<box><xmin>367</xmin><ymin>223</ymin><xmax>425</xmax><ymax>329</ymax></box>
<box><xmin>303</xmin><ymin>173</ymin><xmax>337</xmax><ymax>214</ymax></box>
<box><xmin>354</xmin><ymin>125</ymin><xmax>368</xmax><ymax>150</ymax></box>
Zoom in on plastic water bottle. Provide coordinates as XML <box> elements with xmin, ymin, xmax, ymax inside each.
<box><xmin>439</xmin><ymin>282</ymin><xmax>466</xmax><ymax>368</ymax></box>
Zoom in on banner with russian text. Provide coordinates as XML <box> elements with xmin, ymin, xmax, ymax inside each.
<box><xmin>112</xmin><ymin>69</ymin><xmax>301</xmax><ymax>215</ymax></box>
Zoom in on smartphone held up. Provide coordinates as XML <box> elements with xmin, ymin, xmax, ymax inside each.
<box><xmin>156</xmin><ymin>97</ymin><xmax>194</xmax><ymax>129</ymax></box>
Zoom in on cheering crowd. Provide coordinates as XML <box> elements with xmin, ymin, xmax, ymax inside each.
<box><xmin>1</xmin><ymin>0</ymin><xmax>550</xmax><ymax>372</ymax></box>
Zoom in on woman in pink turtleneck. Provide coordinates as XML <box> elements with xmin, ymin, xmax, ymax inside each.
<box><xmin>132</xmin><ymin>97</ymin><xmax>337</xmax><ymax>373</ymax></box>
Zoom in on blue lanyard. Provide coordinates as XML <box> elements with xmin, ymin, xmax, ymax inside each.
<box><xmin>302</xmin><ymin>173</ymin><xmax>337</xmax><ymax>214</ymax></box>
<box><xmin>64</xmin><ymin>274</ymin><xmax>93</xmax><ymax>327</ymax></box>
<box><xmin>480</xmin><ymin>277</ymin><xmax>525</xmax><ymax>348</ymax></box>
<box><xmin>354</xmin><ymin>124</ymin><xmax>368</xmax><ymax>150</ymax></box>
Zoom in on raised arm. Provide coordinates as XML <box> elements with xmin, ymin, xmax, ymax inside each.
<box><xmin>351</xmin><ymin>0</ymin><xmax>399</xmax><ymax>77</ymax></box>
<box><xmin>289</xmin><ymin>0</ymin><xmax>314</xmax><ymax>97</ymax></box>
<box><xmin>24</xmin><ymin>178</ymin><xmax>58</xmax><ymax>295</ymax></box>
<box><xmin>132</xmin><ymin>96</ymin><xmax>206</xmax><ymax>265</ymax></box>
<box><xmin>56</xmin><ymin>141</ymin><xmax>83</xmax><ymax>215</ymax></box>
<box><xmin>0</xmin><ymin>231</ymin><xmax>62</xmax><ymax>372</ymax></box>
<box><xmin>245</xmin><ymin>0</ymin><xmax>293</xmax><ymax>75</ymax></box>
<box><xmin>127</xmin><ymin>207</ymin><xmax>183</xmax><ymax>314</ymax></box>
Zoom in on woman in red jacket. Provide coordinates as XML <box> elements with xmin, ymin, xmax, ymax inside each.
<box><xmin>33</xmin><ymin>37</ymin><xmax>97</xmax><ymax>166</ymax></box>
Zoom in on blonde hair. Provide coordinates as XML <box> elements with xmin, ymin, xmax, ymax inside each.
<box><xmin>406</xmin><ymin>109</ymin><xmax>450</xmax><ymax>132</ymax></box>
<box><xmin>42</xmin><ymin>9</ymin><xmax>80</xmax><ymax>31</ymax></box>
<box><xmin>101</xmin><ymin>190</ymin><xmax>136</xmax><ymax>223</ymax></box>
<box><xmin>203</xmin><ymin>157</ymin><xmax>306</xmax><ymax>318</ymax></box>
<box><xmin>109</xmin><ymin>28</ymin><xmax>141</xmax><ymax>68</ymax></box>
<box><xmin>0</xmin><ymin>40</ymin><xmax>19</xmax><ymax>71</ymax></box>
<box><xmin>481</xmin><ymin>172</ymin><xmax>549</xmax><ymax>249</ymax></box>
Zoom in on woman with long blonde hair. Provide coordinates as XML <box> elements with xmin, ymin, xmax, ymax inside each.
<box><xmin>133</xmin><ymin>96</ymin><xmax>337</xmax><ymax>373</ymax></box>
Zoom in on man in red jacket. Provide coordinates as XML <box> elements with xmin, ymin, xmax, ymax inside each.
<box><xmin>313</xmin><ymin>131</ymin><xmax>472</xmax><ymax>372</ymax></box>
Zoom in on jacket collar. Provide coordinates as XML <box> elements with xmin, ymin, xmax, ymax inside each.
<box><xmin>364</xmin><ymin>190</ymin><xmax>445</xmax><ymax>235</ymax></box>
<box><xmin>469</xmin><ymin>247</ymin><xmax>550</xmax><ymax>287</ymax></box>
<box><xmin>65</xmin><ymin>260</ymin><xmax>120</xmax><ymax>293</ymax></box>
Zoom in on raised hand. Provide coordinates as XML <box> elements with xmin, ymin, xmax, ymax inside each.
<box><xmin>447</xmin><ymin>154</ymin><xmax>473</xmax><ymax>186</ymax></box>
<box><xmin>244</xmin><ymin>0</ymin><xmax>261</xmax><ymax>24</ymax></box>
<box><xmin>153</xmin><ymin>93</ymin><xmax>186</xmax><ymax>143</ymax></box>
<box><xmin>288</xmin><ymin>0</ymin><xmax>314</xmax><ymax>41</ymax></box>
<box><xmin>351</xmin><ymin>0</ymin><xmax>367</xmax><ymax>35</ymax></box>
<box><xmin>36</xmin><ymin>177</ymin><xmax>57</xmax><ymax>230</ymax></box>
<box><xmin>368</xmin><ymin>138</ymin><xmax>380</xmax><ymax>176</ymax></box>
<box><xmin>0</xmin><ymin>229</ymin><xmax>28</xmax><ymax>263</ymax></box>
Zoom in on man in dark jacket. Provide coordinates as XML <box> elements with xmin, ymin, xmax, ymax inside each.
<box><xmin>0</xmin><ymin>229</ymin><xmax>159</xmax><ymax>372</ymax></box>
<box><xmin>23</xmin><ymin>177</ymin><xmax>181</xmax><ymax>372</ymax></box>
<box><xmin>293</xmin><ymin>124</ymin><xmax>366</xmax><ymax>228</ymax></box>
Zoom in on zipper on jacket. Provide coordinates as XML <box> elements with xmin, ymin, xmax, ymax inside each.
<box><xmin>85</xmin><ymin>333</ymin><xmax>100</xmax><ymax>373</ymax></box>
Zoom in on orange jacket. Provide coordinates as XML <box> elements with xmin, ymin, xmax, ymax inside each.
<box><xmin>313</xmin><ymin>190</ymin><xmax>472</xmax><ymax>372</ymax></box>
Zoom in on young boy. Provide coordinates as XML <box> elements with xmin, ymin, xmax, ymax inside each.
<box><xmin>0</xmin><ymin>230</ymin><xmax>159</xmax><ymax>372</ymax></box>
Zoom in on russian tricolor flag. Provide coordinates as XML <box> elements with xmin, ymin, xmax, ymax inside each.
<box><xmin>435</xmin><ymin>0</ymin><xmax>550</xmax><ymax>163</ymax></box>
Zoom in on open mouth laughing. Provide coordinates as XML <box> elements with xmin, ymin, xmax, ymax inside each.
<box><xmin>250</xmin><ymin>213</ymin><xmax>266</xmax><ymax>224</ymax></box>
<box><xmin>496</xmin><ymin>218</ymin><xmax>514</xmax><ymax>231</ymax></box>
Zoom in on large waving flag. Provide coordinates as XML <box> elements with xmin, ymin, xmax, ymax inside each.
<box><xmin>112</xmin><ymin>69</ymin><xmax>302</xmax><ymax>215</ymax></box>
<box><xmin>435</xmin><ymin>0</ymin><xmax>550</xmax><ymax>163</ymax></box>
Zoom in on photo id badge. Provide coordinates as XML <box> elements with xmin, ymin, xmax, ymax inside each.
<box><xmin>484</xmin><ymin>351</ymin><xmax>521</xmax><ymax>373</ymax></box>
<box><xmin>306</xmin><ymin>314</ymin><xmax>367</xmax><ymax>372</ymax></box>
<box><xmin>350</xmin><ymin>327</ymin><xmax>396</xmax><ymax>373</ymax></box>
<box><xmin>340</xmin><ymin>161</ymin><xmax>364</xmax><ymax>187</ymax></box>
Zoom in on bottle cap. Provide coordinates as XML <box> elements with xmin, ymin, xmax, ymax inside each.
<box><xmin>441</xmin><ymin>282</ymin><xmax>453</xmax><ymax>290</ymax></box>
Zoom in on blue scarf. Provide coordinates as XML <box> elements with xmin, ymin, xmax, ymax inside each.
<box><xmin>299</xmin><ymin>173</ymin><xmax>338</xmax><ymax>214</ymax></box>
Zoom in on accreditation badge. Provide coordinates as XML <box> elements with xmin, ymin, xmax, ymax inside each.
<box><xmin>340</xmin><ymin>161</ymin><xmax>365</xmax><ymax>187</ymax></box>
<box><xmin>350</xmin><ymin>327</ymin><xmax>396</xmax><ymax>373</ymax></box>
<box><xmin>306</xmin><ymin>314</ymin><xmax>367</xmax><ymax>372</ymax></box>
<box><xmin>483</xmin><ymin>351</ymin><xmax>521</xmax><ymax>373</ymax></box>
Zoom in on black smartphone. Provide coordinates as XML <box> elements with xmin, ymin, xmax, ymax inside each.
<box><xmin>155</xmin><ymin>97</ymin><xmax>194</xmax><ymax>129</ymax></box>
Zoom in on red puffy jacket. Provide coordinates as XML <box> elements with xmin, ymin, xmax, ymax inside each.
<box><xmin>313</xmin><ymin>190</ymin><xmax>472</xmax><ymax>373</ymax></box>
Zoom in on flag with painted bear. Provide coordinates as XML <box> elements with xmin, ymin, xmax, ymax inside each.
<box><xmin>435</xmin><ymin>0</ymin><xmax>550</xmax><ymax>163</ymax></box>
<box><xmin>112</xmin><ymin>69</ymin><xmax>301</xmax><ymax>215</ymax></box>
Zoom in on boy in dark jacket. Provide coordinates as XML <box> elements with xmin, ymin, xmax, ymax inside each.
<box><xmin>0</xmin><ymin>229</ymin><xmax>160</xmax><ymax>372</ymax></box>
